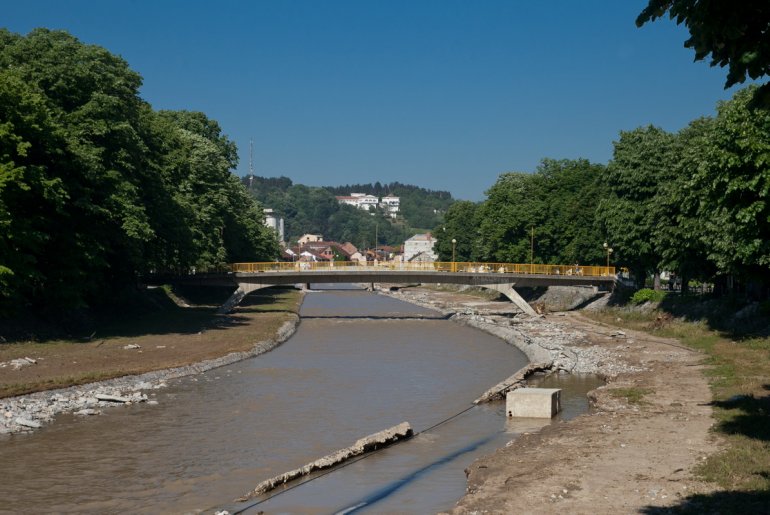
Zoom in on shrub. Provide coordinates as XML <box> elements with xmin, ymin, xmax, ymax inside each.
<box><xmin>631</xmin><ymin>288</ymin><xmax>667</xmax><ymax>305</ymax></box>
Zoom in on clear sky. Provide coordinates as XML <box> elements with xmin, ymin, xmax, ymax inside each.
<box><xmin>3</xmin><ymin>1</ymin><xmax>748</xmax><ymax>200</ymax></box>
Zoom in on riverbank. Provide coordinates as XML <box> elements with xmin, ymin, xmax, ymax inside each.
<box><xmin>379</xmin><ymin>285</ymin><xmax>721</xmax><ymax>514</ymax></box>
<box><xmin>0</xmin><ymin>287</ymin><xmax>302</xmax><ymax>435</ymax></box>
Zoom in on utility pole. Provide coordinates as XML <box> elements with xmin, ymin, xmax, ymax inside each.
<box><xmin>530</xmin><ymin>226</ymin><xmax>534</xmax><ymax>269</ymax></box>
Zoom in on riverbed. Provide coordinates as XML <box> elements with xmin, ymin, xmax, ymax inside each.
<box><xmin>0</xmin><ymin>285</ymin><xmax>597</xmax><ymax>513</ymax></box>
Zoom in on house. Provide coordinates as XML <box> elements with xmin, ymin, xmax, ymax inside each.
<box><xmin>298</xmin><ymin>234</ymin><xmax>323</xmax><ymax>245</ymax></box>
<box><xmin>379</xmin><ymin>195</ymin><xmax>400</xmax><ymax>218</ymax></box>
<box><xmin>335</xmin><ymin>193</ymin><xmax>379</xmax><ymax>211</ymax></box>
<box><xmin>403</xmin><ymin>233</ymin><xmax>437</xmax><ymax>262</ymax></box>
<box><xmin>335</xmin><ymin>193</ymin><xmax>400</xmax><ymax>217</ymax></box>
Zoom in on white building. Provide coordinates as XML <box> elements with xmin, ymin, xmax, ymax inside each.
<box><xmin>379</xmin><ymin>195</ymin><xmax>400</xmax><ymax>218</ymax></box>
<box><xmin>263</xmin><ymin>208</ymin><xmax>284</xmax><ymax>243</ymax></box>
<box><xmin>335</xmin><ymin>193</ymin><xmax>379</xmax><ymax>211</ymax></box>
<box><xmin>403</xmin><ymin>233</ymin><xmax>437</xmax><ymax>262</ymax></box>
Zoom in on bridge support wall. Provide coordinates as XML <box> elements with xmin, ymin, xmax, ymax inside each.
<box><xmin>479</xmin><ymin>283</ymin><xmax>538</xmax><ymax>316</ymax></box>
<box><xmin>218</xmin><ymin>283</ymin><xmax>276</xmax><ymax>314</ymax></box>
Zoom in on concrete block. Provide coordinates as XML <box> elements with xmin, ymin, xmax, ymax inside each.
<box><xmin>506</xmin><ymin>388</ymin><xmax>561</xmax><ymax>418</ymax></box>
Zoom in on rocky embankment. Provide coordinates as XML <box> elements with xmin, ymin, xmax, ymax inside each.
<box><xmin>0</xmin><ymin>317</ymin><xmax>298</xmax><ymax>435</ymax></box>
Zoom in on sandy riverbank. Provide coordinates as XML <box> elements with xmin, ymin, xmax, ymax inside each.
<box><xmin>378</xmin><ymin>285</ymin><xmax>720</xmax><ymax>514</ymax></box>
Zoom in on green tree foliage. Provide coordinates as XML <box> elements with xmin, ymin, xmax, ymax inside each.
<box><xmin>433</xmin><ymin>201</ymin><xmax>480</xmax><ymax>262</ymax></box>
<box><xmin>476</xmin><ymin>159</ymin><xmax>607</xmax><ymax>265</ymax></box>
<box><xmin>245</xmin><ymin>176</ymin><xmax>425</xmax><ymax>248</ymax></box>
<box><xmin>684</xmin><ymin>87</ymin><xmax>770</xmax><ymax>277</ymax></box>
<box><xmin>652</xmin><ymin>117</ymin><xmax>716</xmax><ymax>291</ymax></box>
<box><xmin>637</xmin><ymin>1</ymin><xmax>770</xmax><ymax>105</ymax></box>
<box><xmin>324</xmin><ymin>181</ymin><xmax>454</xmax><ymax>229</ymax></box>
<box><xmin>0</xmin><ymin>29</ymin><xmax>276</xmax><ymax>314</ymax></box>
<box><xmin>596</xmin><ymin>126</ymin><xmax>677</xmax><ymax>287</ymax></box>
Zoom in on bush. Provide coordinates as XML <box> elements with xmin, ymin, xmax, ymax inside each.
<box><xmin>631</xmin><ymin>288</ymin><xmax>668</xmax><ymax>305</ymax></box>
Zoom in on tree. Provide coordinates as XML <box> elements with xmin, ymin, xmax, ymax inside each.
<box><xmin>688</xmin><ymin>87</ymin><xmax>770</xmax><ymax>285</ymax></box>
<box><xmin>653</xmin><ymin>117</ymin><xmax>716</xmax><ymax>292</ymax></box>
<box><xmin>0</xmin><ymin>28</ymin><xmax>278</xmax><ymax>313</ymax></box>
<box><xmin>637</xmin><ymin>1</ymin><xmax>770</xmax><ymax>105</ymax></box>
<box><xmin>596</xmin><ymin>126</ymin><xmax>677</xmax><ymax>288</ymax></box>
<box><xmin>434</xmin><ymin>201</ymin><xmax>480</xmax><ymax>262</ymax></box>
<box><xmin>477</xmin><ymin>159</ymin><xmax>606</xmax><ymax>266</ymax></box>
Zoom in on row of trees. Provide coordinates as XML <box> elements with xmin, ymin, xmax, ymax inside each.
<box><xmin>434</xmin><ymin>86</ymin><xmax>769</xmax><ymax>295</ymax></box>
<box><xmin>0</xmin><ymin>29</ymin><xmax>277</xmax><ymax>314</ymax></box>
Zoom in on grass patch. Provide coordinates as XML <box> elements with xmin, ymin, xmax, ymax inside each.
<box><xmin>587</xmin><ymin>304</ymin><xmax>770</xmax><ymax>510</ymax></box>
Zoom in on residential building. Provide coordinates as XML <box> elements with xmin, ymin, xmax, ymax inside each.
<box><xmin>335</xmin><ymin>193</ymin><xmax>379</xmax><ymax>211</ymax></box>
<box><xmin>403</xmin><ymin>233</ymin><xmax>437</xmax><ymax>262</ymax></box>
<box><xmin>298</xmin><ymin>234</ymin><xmax>323</xmax><ymax>245</ymax></box>
<box><xmin>379</xmin><ymin>195</ymin><xmax>400</xmax><ymax>218</ymax></box>
<box><xmin>335</xmin><ymin>192</ymin><xmax>400</xmax><ymax>217</ymax></box>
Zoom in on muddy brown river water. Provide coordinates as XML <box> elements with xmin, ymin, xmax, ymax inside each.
<box><xmin>0</xmin><ymin>286</ymin><xmax>599</xmax><ymax>514</ymax></box>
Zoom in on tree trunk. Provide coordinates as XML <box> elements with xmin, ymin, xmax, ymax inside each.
<box><xmin>680</xmin><ymin>269</ymin><xmax>690</xmax><ymax>295</ymax></box>
<box><xmin>653</xmin><ymin>270</ymin><xmax>661</xmax><ymax>290</ymax></box>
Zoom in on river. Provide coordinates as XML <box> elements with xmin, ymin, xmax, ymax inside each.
<box><xmin>0</xmin><ymin>285</ymin><xmax>598</xmax><ymax>514</ymax></box>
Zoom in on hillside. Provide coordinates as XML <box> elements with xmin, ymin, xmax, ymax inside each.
<box><xmin>242</xmin><ymin>176</ymin><xmax>454</xmax><ymax>247</ymax></box>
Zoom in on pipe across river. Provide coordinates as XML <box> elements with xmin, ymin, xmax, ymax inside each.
<box><xmin>0</xmin><ymin>285</ymin><xmax>599</xmax><ymax>513</ymax></box>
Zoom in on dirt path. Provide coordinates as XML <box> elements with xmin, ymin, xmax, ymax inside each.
<box><xmin>381</xmin><ymin>287</ymin><xmax>721</xmax><ymax>514</ymax></box>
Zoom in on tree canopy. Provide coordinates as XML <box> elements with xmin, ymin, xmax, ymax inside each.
<box><xmin>245</xmin><ymin>176</ymin><xmax>445</xmax><ymax>248</ymax></box>
<box><xmin>0</xmin><ymin>29</ymin><xmax>277</xmax><ymax>314</ymax></box>
<box><xmin>637</xmin><ymin>1</ymin><xmax>770</xmax><ymax>105</ymax></box>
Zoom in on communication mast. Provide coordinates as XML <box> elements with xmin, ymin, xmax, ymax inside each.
<box><xmin>248</xmin><ymin>139</ymin><xmax>254</xmax><ymax>190</ymax></box>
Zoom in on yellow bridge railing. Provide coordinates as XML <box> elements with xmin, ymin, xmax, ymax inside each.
<box><xmin>230</xmin><ymin>261</ymin><xmax>616</xmax><ymax>278</ymax></box>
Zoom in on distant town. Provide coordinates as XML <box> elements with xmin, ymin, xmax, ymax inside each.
<box><xmin>262</xmin><ymin>193</ymin><xmax>438</xmax><ymax>265</ymax></box>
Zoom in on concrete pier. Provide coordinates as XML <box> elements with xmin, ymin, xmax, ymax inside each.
<box><xmin>506</xmin><ymin>388</ymin><xmax>561</xmax><ymax>418</ymax></box>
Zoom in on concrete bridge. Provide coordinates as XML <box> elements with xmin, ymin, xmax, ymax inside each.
<box><xmin>163</xmin><ymin>262</ymin><xmax>616</xmax><ymax>316</ymax></box>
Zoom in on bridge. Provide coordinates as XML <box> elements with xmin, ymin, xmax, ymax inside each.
<box><xmin>166</xmin><ymin>262</ymin><xmax>616</xmax><ymax>316</ymax></box>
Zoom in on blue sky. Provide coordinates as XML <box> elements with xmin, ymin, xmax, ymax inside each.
<box><xmin>3</xmin><ymin>1</ymin><xmax>748</xmax><ymax>200</ymax></box>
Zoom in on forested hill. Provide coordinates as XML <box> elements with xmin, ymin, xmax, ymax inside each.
<box><xmin>323</xmin><ymin>182</ymin><xmax>453</xmax><ymax>229</ymax></box>
<box><xmin>0</xmin><ymin>29</ymin><xmax>277</xmax><ymax>315</ymax></box>
<box><xmin>243</xmin><ymin>176</ymin><xmax>453</xmax><ymax>246</ymax></box>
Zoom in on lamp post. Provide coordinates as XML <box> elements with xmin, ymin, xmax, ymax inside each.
<box><xmin>451</xmin><ymin>238</ymin><xmax>457</xmax><ymax>272</ymax></box>
<box><xmin>603</xmin><ymin>242</ymin><xmax>613</xmax><ymax>271</ymax></box>
<box><xmin>530</xmin><ymin>226</ymin><xmax>534</xmax><ymax>272</ymax></box>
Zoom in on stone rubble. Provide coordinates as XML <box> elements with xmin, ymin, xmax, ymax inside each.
<box><xmin>0</xmin><ymin>317</ymin><xmax>298</xmax><ymax>436</ymax></box>
<box><xmin>0</xmin><ymin>357</ymin><xmax>37</xmax><ymax>370</ymax></box>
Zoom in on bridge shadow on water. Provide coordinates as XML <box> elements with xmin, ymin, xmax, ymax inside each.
<box><xmin>300</xmin><ymin>314</ymin><xmax>450</xmax><ymax>321</ymax></box>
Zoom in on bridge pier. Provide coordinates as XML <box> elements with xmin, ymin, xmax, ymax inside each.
<box><xmin>479</xmin><ymin>283</ymin><xmax>538</xmax><ymax>316</ymax></box>
<box><xmin>218</xmin><ymin>283</ymin><xmax>277</xmax><ymax>314</ymax></box>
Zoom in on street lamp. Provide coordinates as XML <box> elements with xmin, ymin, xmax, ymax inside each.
<box><xmin>530</xmin><ymin>226</ymin><xmax>534</xmax><ymax>271</ymax></box>
<box><xmin>451</xmin><ymin>238</ymin><xmax>457</xmax><ymax>272</ymax></box>
<box><xmin>603</xmin><ymin>242</ymin><xmax>613</xmax><ymax>270</ymax></box>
